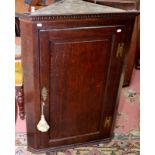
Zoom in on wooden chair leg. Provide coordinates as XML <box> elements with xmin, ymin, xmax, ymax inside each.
<box><xmin>15</xmin><ymin>98</ymin><xmax>17</xmax><ymax>122</ymax></box>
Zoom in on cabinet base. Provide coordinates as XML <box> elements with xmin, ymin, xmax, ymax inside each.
<box><xmin>28</xmin><ymin>138</ymin><xmax>112</xmax><ymax>154</ymax></box>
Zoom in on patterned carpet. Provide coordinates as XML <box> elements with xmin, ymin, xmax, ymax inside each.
<box><xmin>15</xmin><ymin>38</ymin><xmax>140</xmax><ymax>155</ymax></box>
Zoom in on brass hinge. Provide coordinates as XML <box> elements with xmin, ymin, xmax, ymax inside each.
<box><xmin>116</xmin><ymin>43</ymin><xmax>124</xmax><ymax>58</ymax></box>
<box><xmin>104</xmin><ymin>116</ymin><xmax>112</xmax><ymax>128</ymax></box>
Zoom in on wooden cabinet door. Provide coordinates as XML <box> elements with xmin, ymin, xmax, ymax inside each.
<box><xmin>38</xmin><ymin>26</ymin><xmax>125</xmax><ymax>148</ymax></box>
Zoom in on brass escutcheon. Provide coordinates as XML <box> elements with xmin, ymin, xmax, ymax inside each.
<box><xmin>41</xmin><ymin>87</ymin><xmax>48</xmax><ymax>101</ymax></box>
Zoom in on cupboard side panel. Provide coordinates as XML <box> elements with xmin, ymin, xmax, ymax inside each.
<box><xmin>20</xmin><ymin>20</ymin><xmax>41</xmax><ymax>149</ymax></box>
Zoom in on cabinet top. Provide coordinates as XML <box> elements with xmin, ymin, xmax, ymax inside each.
<box><xmin>31</xmin><ymin>0</ymin><xmax>125</xmax><ymax>15</ymax></box>
<box><xmin>18</xmin><ymin>0</ymin><xmax>139</xmax><ymax>21</ymax></box>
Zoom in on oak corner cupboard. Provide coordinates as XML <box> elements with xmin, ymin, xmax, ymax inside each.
<box><xmin>19</xmin><ymin>0</ymin><xmax>138</xmax><ymax>153</ymax></box>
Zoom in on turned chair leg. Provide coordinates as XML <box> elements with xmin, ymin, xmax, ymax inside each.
<box><xmin>15</xmin><ymin>86</ymin><xmax>25</xmax><ymax>120</ymax></box>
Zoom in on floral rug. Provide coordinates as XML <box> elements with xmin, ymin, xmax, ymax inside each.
<box><xmin>15</xmin><ymin>38</ymin><xmax>140</xmax><ymax>155</ymax></box>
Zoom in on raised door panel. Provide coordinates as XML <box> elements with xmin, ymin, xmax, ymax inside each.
<box><xmin>39</xmin><ymin>26</ymin><xmax>125</xmax><ymax>148</ymax></box>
